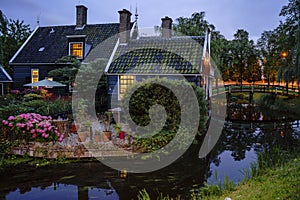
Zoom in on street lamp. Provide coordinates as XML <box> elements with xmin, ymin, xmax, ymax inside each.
<box><xmin>281</xmin><ymin>51</ymin><xmax>289</xmax><ymax>94</ymax></box>
<box><xmin>281</xmin><ymin>51</ymin><xmax>288</xmax><ymax>59</ymax></box>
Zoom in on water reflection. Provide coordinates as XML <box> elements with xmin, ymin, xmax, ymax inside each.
<box><xmin>1</xmin><ymin>115</ymin><xmax>299</xmax><ymax>199</ymax></box>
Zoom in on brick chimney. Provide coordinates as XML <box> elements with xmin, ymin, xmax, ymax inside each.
<box><xmin>118</xmin><ymin>9</ymin><xmax>132</xmax><ymax>44</ymax></box>
<box><xmin>161</xmin><ymin>16</ymin><xmax>172</xmax><ymax>38</ymax></box>
<box><xmin>76</xmin><ymin>5</ymin><xmax>88</xmax><ymax>29</ymax></box>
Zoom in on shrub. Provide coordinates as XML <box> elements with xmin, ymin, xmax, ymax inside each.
<box><xmin>120</xmin><ymin>77</ymin><xmax>208</xmax><ymax>136</ymax></box>
<box><xmin>2</xmin><ymin>113</ymin><xmax>64</xmax><ymax>143</ymax></box>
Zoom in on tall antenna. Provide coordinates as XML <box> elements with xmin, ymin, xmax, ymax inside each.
<box><xmin>135</xmin><ymin>4</ymin><xmax>138</xmax><ymax>22</ymax></box>
<box><xmin>37</xmin><ymin>12</ymin><xmax>41</xmax><ymax>26</ymax></box>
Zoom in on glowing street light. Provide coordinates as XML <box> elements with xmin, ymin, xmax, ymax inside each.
<box><xmin>281</xmin><ymin>51</ymin><xmax>288</xmax><ymax>58</ymax></box>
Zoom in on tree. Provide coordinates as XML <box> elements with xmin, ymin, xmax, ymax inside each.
<box><xmin>173</xmin><ymin>12</ymin><xmax>213</xmax><ymax>36</ymax></box>
<box><xmin>229</xmin><ymin>29</ymin><xmax>259</xmax><ymax>85</ymax></box>
<box><xmin>278</xmin><ymin>0</ymin><xmax>300</xmax><ymax>89</ymax></box>
<box><xmin>172</xmin><ymin>12</ymin><xmax>229</xmax><ymax>81</ymax></box>
<box><xmin>48</xmin><ymin>55</ymin><xmax>81</xmax><ymax>87</ymax></box>
<box><xmin>257</xmin><ymin>30</ymin><xmax>281</xmax><ymax>86</ymax></box>
<box><xmin>0</xmin><ymin>10</ymin><xmax>32</xmax><ymax>75</ymax></box>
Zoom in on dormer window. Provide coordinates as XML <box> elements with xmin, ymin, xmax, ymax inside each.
<box><xmin>67</xmin><ymin>35</ymin><xmax>86</xmax><ymax>59</ymax></box>
<box><xmin>69</xmin><ymin>42</ymin><xmax>83</xmax><ymax>59</ymax></box>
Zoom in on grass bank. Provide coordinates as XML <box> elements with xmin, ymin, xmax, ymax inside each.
<box><xmin>201</xmin><ymin>155</ymin><xmax>300</xmax><ymax>200</ymax></box>
<box><xmin>137</xmin><ymin>147</ymin><xmax>300</xmax><ymax>200</ymax></box>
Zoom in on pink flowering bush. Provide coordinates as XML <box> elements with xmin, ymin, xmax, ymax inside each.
<box><xmin>2</xmin><ymin>113</ymin><xmax>64</xmax><ymax>143</ymax></box>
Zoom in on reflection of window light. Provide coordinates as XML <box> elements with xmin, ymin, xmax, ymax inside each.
<box><xmin>119</xmin><ymin>75</ymin><xmax>135</xmax><ymax>99</ymax></box>
<box><xmin>38</xmin><ymin>47</ymin><xmax>45</xmax><ymax>52</ymax></box>
<box><xmin>69</xmin><ymin>42</ymin><xmax>83</xmax><ymax>59</ymax></box>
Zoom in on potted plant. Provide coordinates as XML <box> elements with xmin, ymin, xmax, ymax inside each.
<box><xmin>94</xmin><ymin>130</ymin><xmax>102</xmax><ymax>143</ymax></box>
<box><xmin>78</xmin><ymin>120</ymin><xmax>91</xmax><ymax>142</ymax></box>
<box><xmin>113</xmin><ymin>123</ymin><xmax>126</xmax><ymax>140</ymax></box>
<box><xmin>113</xmin><ymin>123</ymin><xmax>121</xmax><ymax>134</ymax></box>
<box><xmin>103</xmin><ymin>112</ymin><xmax>112</xmax><ymax>141</ymax></box>
<box><xmin>119</xmin><ymin>131</ymin><xmax>126</xmax><ymax>140</ymax></box>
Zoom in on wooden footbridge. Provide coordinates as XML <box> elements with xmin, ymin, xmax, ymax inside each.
<box><xmin>212</xmin><ymin>84</ymin><xmax>300</xmax><ymax>97</ymax></box>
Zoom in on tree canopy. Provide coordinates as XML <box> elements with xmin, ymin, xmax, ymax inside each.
<box><xmin>0</xmin><ymin>10</ymin><xmax>32</xmax><ymax>75</ymax></box>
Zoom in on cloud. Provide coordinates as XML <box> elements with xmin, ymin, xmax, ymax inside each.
<box><xmin>1</xmin><ymin>0</ymin><xmax>289</xmax><ymax>41</ymax></box>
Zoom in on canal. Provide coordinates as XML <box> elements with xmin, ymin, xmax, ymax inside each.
<box><xmin>1</xmin><ymin>107</ymin><xmax>299</xmax><ymax>199</ymax></box>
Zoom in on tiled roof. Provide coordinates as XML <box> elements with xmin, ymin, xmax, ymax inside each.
<box><xmin>10</xmin><ymin>23</ymin><xmax>124</xmax><ymax>64</ymax></box>
<box><xmin>0</xmin><ymin>65</ymin><xmax>12</xmax><ymax>82</ymax></box>
<box><xmin>107</xmin><ymin>36</ymin><xmax>205</xmax><ymax>74</ymax></box>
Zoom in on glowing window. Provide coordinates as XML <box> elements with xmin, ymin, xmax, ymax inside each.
<box><xmin>69</xmin><ymin>42</ymin><xmax>83</xmax><ymax>59</ymax></box>
<box><xmin>119</xmin><ymin>75</ymin><xmax>135</xmax><ymax>99</ymax></box>
<box><xmin>31</xmin><ymin>69</ymin><xmax>39</xmax><ymax>83</ymax></box>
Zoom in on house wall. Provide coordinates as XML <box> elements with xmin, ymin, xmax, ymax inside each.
<box><xmin>0</xmin><ymin>82</ymin><xmax>12</xmax><ymax>96</ymax></box>
<box><xmin>13</xmin><ymin>65</ymin><xmax>60</xmax><ymax>89</ymax></box>
<box><xmin>107</xmin><ymin>75</ymin><xmax>119</xmax><ymax>108</ymax></box>
<box><xmin>107</xmin><ymin>75</ymin><xmax>203</xmax><ymax>109</ymax></box>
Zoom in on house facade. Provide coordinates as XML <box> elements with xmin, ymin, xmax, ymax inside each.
<box><xmin>9</xmin><ymin>5</ymin><xmax>134</xmax><ymax>90</ymax></box>
<box><xmin>104</xmin><ymin>15</ymin><xmax>213</xmax><ymax>107</ymax></box>
<box><xmin>9</xmin><ymin>4</ymin><xmax>214</xmax><ymax>109</ymax></box>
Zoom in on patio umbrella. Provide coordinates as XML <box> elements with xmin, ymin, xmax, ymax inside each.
<box><xmin>24</xmin><ymin>79</ymin><xmax>66</xmax><ymax>87</ymax></box>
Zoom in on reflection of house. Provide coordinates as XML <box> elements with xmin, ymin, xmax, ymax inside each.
<box><xmin>9</xmin><ymin>5</ymin><xmax>134</xmax><ymax>89</ymax></box>
<box><xmin>0</xmin><ymin>65</ymin><xmax>12</xmax><ymax>95</ymax></box>
<box><xmin>105</xmin><ymin>13</ymin><xmax>213</xmax><ymax>107</ymax></box>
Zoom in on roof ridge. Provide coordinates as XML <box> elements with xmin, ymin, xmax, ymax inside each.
<box><xmin>38</xmin><ymin>22</ymin><xmax>122</xmax><ymax>29</ymax></box>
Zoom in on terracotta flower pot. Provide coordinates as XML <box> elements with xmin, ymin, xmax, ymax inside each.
<box><xmin>94</xmin><ymin>134</ymin><xmax>101</xmax><ymax>143</ymax></box>
<box><xmin>78</xmin><ymin>132</ymin><xmax>88</xmax><ymax>142</ymax></box>
<box><xmin>103</xmin><ymin>131</ymin><xmax>111</xmax><ymax>142</ymax></box>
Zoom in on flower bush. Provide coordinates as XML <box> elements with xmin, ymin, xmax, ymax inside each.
<box><xmin>2</xmin><ymin>113</ymin><xmax>64</xmax><ymax>143</ymax></box>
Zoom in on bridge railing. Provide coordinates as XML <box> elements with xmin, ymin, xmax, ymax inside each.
<box><xmin>212</xmin><ymin>84</ymin><xmax>299</xmax><ymax>97</ymax></box>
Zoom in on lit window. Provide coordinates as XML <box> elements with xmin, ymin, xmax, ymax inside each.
<box><xmin>69</xmin><ymin>42</ymin><xmax>83</xmax><ymax>59</ymax></box>
<box><xmin>119</xmin><ymin>75</ymin><xmax>135</xmax><ymax>99</ymax></box>
<box><xmin>31</xmin><ymin>69</ymin><xmax>39</xmax><ymax>83</ymax></box>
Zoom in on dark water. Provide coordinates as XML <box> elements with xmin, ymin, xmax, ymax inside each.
<box><xmin>1</xmin><ymin>108</ymin><xmax>300</xmax><ymax>200</ymax></box>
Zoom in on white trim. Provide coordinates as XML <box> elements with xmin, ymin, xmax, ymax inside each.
<box><xmin>130</xmin><ymin>21</ymin><xmax>137</xmax><ymax>38</ymax></box>
<box><xmin>9</xmin><ymin>26</ymin><xmax>39</xmax><ymax>64</ymax></box>
<box><xmin>106</xmin><ymin>73</ymin><xmax>203</xmax><ymax>76</ymax></box>
<box><xmin>66</xmin><ymin>35</ymin><xmax>86</xmax><ymax>38</ymax></box>
<box><xmin>117</xmin><ymin>76</ymin><xmax>120</xmax><ymax>101</ymax></box>
<box><xmin>10</xmin><ymin>63</ymin><xmax>65</xmax><ymax>66</ymax></box>
<box><xmin>105</xmin><ymin>38</ymin><xmax>120</xmax><ymax>73</ymax></box>
<box><xmin>200</xmin><ymin>30</ymin><xmax>208</xmax><ymax>74</ymax></box>
<box><xmin>0</xmin><ymin>66</ymin><xmax>12</xmax><ymax>81</ymax></box>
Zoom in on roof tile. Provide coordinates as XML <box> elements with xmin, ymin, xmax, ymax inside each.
<box><xmin>108</xmin><ymin>36</ymin><xmax>205</xmax><ymax>74</ymax></box>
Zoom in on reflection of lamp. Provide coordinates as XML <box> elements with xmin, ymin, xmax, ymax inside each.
<box><xmin>120</xmin><ymin>169</ymin><xmax>127</xmax><ymax>178</ymax></box>
<box><xmin>281</xmin><ymin>51</ymin><xmax>289</xmax><ymax>94</ymax></box>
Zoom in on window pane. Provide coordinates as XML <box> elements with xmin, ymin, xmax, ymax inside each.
<box><xmin>70</xmin><ymin>43</ymin><xmax>83</xmax><ymax>58</ymax></box>
<box><xmin>119</xmin><ymin>75</ymin><xmax>135</xmax><ymax>99</ymax></box>
<box><xmin>31</xmin><ymin>69</ymin><xmax>39</xmax><ymax>83</ymax></box>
